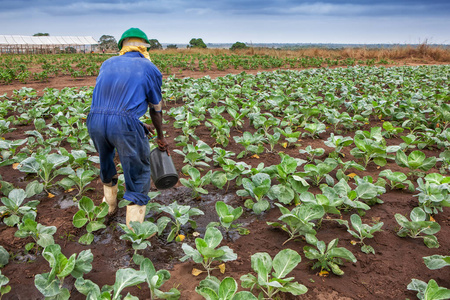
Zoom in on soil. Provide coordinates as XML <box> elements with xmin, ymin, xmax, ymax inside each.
<box><xmin>1</xmin><ymin>64</ymin><xmax>449</xmax><ymax>300</ymax></box>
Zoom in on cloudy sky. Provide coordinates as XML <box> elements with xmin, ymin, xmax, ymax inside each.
<box><xmin>1</xmin><ymin>0</ymin><xmax>449</xmax><ymax>45</ymax></box>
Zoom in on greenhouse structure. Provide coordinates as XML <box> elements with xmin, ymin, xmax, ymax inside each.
<box><xmin>0</xmin><ymin>35</ymin><xmax>98</xmax><ymax>54</ymax></box>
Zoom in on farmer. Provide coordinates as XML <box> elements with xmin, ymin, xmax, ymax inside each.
<box><xmin>86</xmin><ymin>28</ymin><xmax>168</xmax><ymax>229</ymax></box>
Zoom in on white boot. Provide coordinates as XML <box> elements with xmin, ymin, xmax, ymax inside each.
<box><xmin>126</xmin><ymin>204</ymin><xmax>146</xmax><ymax>230</ymax></box>
<box><xmin>102</xmin><ymin>184</ymin><xmax>118</xmax><ymax>215</ymax></box>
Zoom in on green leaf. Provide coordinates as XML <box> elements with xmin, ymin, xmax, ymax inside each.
<box><xmin>79</xmin><ymin>196</ymin><xmax>95</xmax><ymax>213</ymax></box>
<box><xmin>78</xmin><ymin>233</ymin><xmax>94</xmax><ymax>245</ymax></box>
<box><xmin>34</xmin><ymin>273</ymin><xmax>61</xmax><ymax>297</ymax></box>
<box><xmin>196</xmin><ymin>287</ymin><xmax>219</xmax><ymax>300</ymax></box>
<box><xmin>218</xmin><ymin>277</ymin><xmax>237</xmax><ymax>300</ymax></box>
<box><xmin>211</xmin><ymin>171</ymin><xmax>227</xmax><ymax>189</ymax></box>
<box><xmin>0</xmin><ymin>246</ymin><xmax>9</xmax><ymax>267</ymax></box>
<box><xmin>272</xmin><ymin>249</ymin><xmax>301</xmax><ymax>279</ymax></box>
<box><xmin>395</xmin><ymin>150</ymin><xmax>409</xmax><ymax>168</ymax></box>
<box><xmin>73</xmin><ymin>210</ymin><xmax>88</xmax><ymax>228</ymax></box>
<box><xmin>279</xmin><ymin>281</ymin><xmax>308</xmax><ymax>296</ymax></box>
<box><xmin>112</xmin><ymin>268</ymin><xmax>146</xmax><ymax>299</ymax></box>
<box><xmin>423</xmin><ymin>255</ymin><xmax>450</xmax><ymax>270</ymax></box>
<box><xmin>74</xmin><ymin>278</ymin><xmax>101</xmax><ymax>299</ymax></box>
<box><xmin>268</xmin><ymin>185</ymin><xmax>294</xmax><ymax>204</ymax></box>
<box><xmin>423</xmin><ymin>235</ymin><xmax>440</xmax><ymax>248</ymax></box>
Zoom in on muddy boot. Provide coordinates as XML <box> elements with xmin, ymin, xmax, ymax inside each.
<box><xmin>126</xmin><ymin>204</ymin><xmax>146</xmax><ymax>230</ymax></box>
<box><xmin>102</xmin><ymin>183</ymin><xmax>118</xmax><ymax>215</ymax></box>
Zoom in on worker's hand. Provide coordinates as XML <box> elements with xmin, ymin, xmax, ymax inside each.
<box><xmin>157</xmin><ymin>136</ymin><xmax>170</xmax><ymax>155</ymax></box>
<box><xmin>143</xmin><ymin>123</ymin><xmax>155</xmax><ymax>136</ymax></box>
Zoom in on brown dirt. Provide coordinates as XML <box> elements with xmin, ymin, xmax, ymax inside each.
<box><xmin>1</xmin><ymin>66</ymin><xmax>449</xmax><ymax>300</ymax></box>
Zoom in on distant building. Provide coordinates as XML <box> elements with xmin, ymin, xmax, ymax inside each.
<box><xmin>0</xmin><ymin>35</ymin><xmax>98</xmax><ymax>54</ymax></box>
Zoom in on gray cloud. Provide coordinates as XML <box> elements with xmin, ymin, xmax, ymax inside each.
<box><xmin>2</xmin><ymin>0</ymin><xmax>449</xmax><ymax>17</ymax></box>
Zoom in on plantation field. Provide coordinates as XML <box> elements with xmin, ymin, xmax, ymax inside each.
<box><xmin>0</xmin><ymin>55</ymin><xmax>449</xmax><ymax>300</ymax></box>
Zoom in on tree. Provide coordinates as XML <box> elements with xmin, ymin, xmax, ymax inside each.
<box><xmin>230</xmin><ymin>42</ymin><xmax>248</xmax><ymax>51</ymax></box>
<box><xmin>33</xmin><ymin>33</ymin><xmax>49</xmax><ymax>36</ymax></box>
<box><xmin>188</xmin><ymin>38</ymin><xmax>207</xmax><ymax>49</ymax></box>
<box><xmin>149</xmin><ymin>39</ymin><xmax>162</xmax><ymax>50</ymax></box>
<box><xmin>166</xmin><ymin>44</ymin><xmax>178</xmax><ymax>50</ymax></box>
<box><xmin>98</xmin><ymin>35</ymin><xmax>118</xmax><ymax>51</ymax></box>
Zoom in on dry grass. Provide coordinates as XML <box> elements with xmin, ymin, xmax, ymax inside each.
<box><xmin>153</xmin><ymin>43</ymin><xmax>450</xmax><ymax>63</ymax></box>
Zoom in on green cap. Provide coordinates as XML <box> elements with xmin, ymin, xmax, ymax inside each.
<box><xmin>118</xmin><ymin>28</ymin><xmax>151</xmax><ymax>50</ymax></box>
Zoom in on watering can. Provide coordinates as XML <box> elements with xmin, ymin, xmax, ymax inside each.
<box><xmin>149</xmin><ymin>148</ymin><xmax>179</xmax><ymax>190</ymax></box>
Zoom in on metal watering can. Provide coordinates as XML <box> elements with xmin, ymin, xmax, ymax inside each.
<box><xmin>149</xmin><ymin>148</ymin><xmax>179</xmax><ymax>190</ymax></box>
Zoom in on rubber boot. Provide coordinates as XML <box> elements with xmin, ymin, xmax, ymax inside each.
<box><xmin>102</xmin><ymin>184</ymin><xmax>118</xmax><ymax>215</ymax></box>
<box><xmin>126</xmin><ymin>204</ymin><xmax>146</xmax><ymax>230</ymax></box>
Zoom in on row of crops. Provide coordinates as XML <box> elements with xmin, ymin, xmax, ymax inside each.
<box><xmin>0</xmin><ymin>53</ymin><xmax>391</xmax><ymax>84</ymax></box>
<box><xmin>0</xmin><ymin>64</ymin><xmax>449</xmax><ymax>299</ymax></box>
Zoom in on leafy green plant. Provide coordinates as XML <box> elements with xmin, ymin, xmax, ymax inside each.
<box><xmin>227</xmin><ymin>107</ymin><xmax>249</xmax><ymax>130</ymax></box>
<box><xmin>395</xmin><ymin>150</ymin><xmax>437</xmax><ymax>177</ymax></box>
<box><xmin>353</xmin><ymin>175</ymin><xmax>386</xmax><ymax>206</ymax></box>
<box><xmin>395</xmin><ymin>207</ymin><xmax>441</xmax><ymax>248</ymax></box>
<box><xmin>205</xmin><ymin>117</ymin><xmax>231</xmax><ymax>147</ymax></box>
<box><xmin>299</xmin><ymin>191</ymin><xmax>343</xmax><ymax>216</ymax></box>
<box><xmin>72</xmin><ymin>196</ymin><xmax>109</xmax><ymax>245</ymax></box>
<box><xmin>173</xmin><ymin>111</ymin><xmax>201</xmax><ymax>142</ymax></box>
<box><xmin>180</xmin><ymin>226</ymin><xmax>237</xmax><ymax>277</ymax></box>
<box><xmin>236</xmin><ymin>173</ymin><xmax>272</xmax><ymax>214</ymax></box>
<box><xmin>14</xmin><ymin>213</ymin><xmax>56</xmax><ymax>253</ymax></box>
<box><xmin>320</xmin><ymin>179</ymin><xmax>371</xmax><ymax>212</ymax></box>
<box><xmin>233</xmin><ymin>131</ymin><xmax>266</xmax><ymax>159</ymax></box>
<box><xmin>423</xmin><ymin>255</ymin><xmax>450</xmax><ymax>270</ymax></box>
<box><xmin>299</xmin><ymin>145</ymin><xmax>325</xmax><ymax>162</ymax></box>
<box><xmin>75</xmin><ymin>268</ymin><xmax>146</xmax><ymax>300</ymax></box>
<box><xmin>118</xmin><ymin>221</ymin><xmax>158</xmax><ymax>257</ymax></box>
<box><xmin>378</xmin><ymin>169</ymin><xmax>414</xmax><ymax>192</ymax></box>
<box><xmin>264</xmin><ymin>131</ymin><xmax>281</xmax><ymax>153</ymax></box>
<box><xmin>414</xmin><ymin>173</ymin><xmax>450</xmax><ymax>215</ymax></box>
<box><xmin>17</xmin><ymin>153</ymin><xmax>70</xmax><ymax>192</ymax></box>
<box><xmin>323</xmin><ymin>133</ymin><xmax>353</xmax><ymax>159</ymax></box>
<box><xmin>0</xmin><ymin>187</ymin><xmax>40</xmax><ymax>227</ymax></box>
<box><xmin>399</xmin><ymin>134</ymin><xmax>418</xmax><ymax>151</ymax></box>
<box><xmin>303</xmin><ymin>234</ymin><xmax>357</xmax><ymax>275</ymax></box>
<box><xmin>407</xmin><ymin>279</ymin><xmax>450</xmax><ymax>300</ymax></box>
<box><xmin>0</xmin><ymin>138</ymin><xmax>27</xmax><ymax>167</ymax></box>
<box><xmin>35</xmin><ymin>244</ymin><xmax>93</xmax><ymax>299</ymax></box>
<box><xmin>334</xmin><ymin>214</ymin><xmax>383</xmax><ymax>254</ymax></box>
<box><xmin>0</xmin><ymin>270</ymin><xmax>11</xmax><ymax>299</ymax></box>
<box><xmin>173</xmin><ymin>140</ymin><xmax>212</xmax><ymax>174</ymax></box>
<box><xmin>196</xmin><ymin>276</ymin><xmax>257</xmax><ymax>300</ymax></box>
<box><xmin>58</xmin><ymin>167</ymin><xmax>96</xmax><ymax>199</ymax></box>
<box><xmin>0</xmin><ymin>246</ymin><xmax>9</xmax><ymax>268</ymax></box>
<box><xmin>213</xmin><ymin>159</ymin><xmax>252</xmax><ymax>191</ymax></box>
<box><xmin>140</xmin><ymin>257</ymin><xmax>180</xmax><ymax>299</ymax></box>
<box><xmin>207</xmin><ymin>201</ymin><xmax>248</xmax><ymax>235</ymax></box>
<box><xmin>382</xmin><ymin>121</ymin><xmax>404</xmax><ymax>138</ymax></box>
<box><xmin>267</xmin><ymin>203</ymin><xmax>325</xmax><ymax>245</ymax></box>
<box><xmin>180</xmin><ymin>167</ymin><xmax>212</xmax><ymax>198</ymax></box>
<box><xmin>276</xmin><ymin>127</ymin><xmax>301</xmax><ymax>148</ymax></box>
<box><xmin>240</xmin><ymin>249</ymin><xmax>308</xmax><ymax>299</ymax></box>
<box><xmin>350</xmin><ymin>127</ymin><xmax>400</xmax><ymax>167</ymax></box>
<box><xmin>264</xmin><ymin>153</ymin><xmax>308</xmax><ymax>205</ymax></box>
<box><xmin>407</xmin><ymin>252</ymin><xmax>450</xmax><ymax>300</ymax></box>
<box><xmin>157</xmin><ymin>201</ymin><xmax>204</xmax><ymax>242</ymax></box>
<box><xmin>212</xmin><ymin>147</ymin><xmax>236</xmax><ymax>166</ymax></box>
<box><xmin>302</xmin><ymin>119</ymin><xmax>326</xmax><ymax>138</ymax></box>
<box><xmin>299</xmin><ymin>158</ymin><xmax>338</xmax><ymax>186</ymax></box>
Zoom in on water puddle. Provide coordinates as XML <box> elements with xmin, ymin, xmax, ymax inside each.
<box><xmin>57</xmin><ymin>195</ymin><xmax>77</xmax><ymax>209</ymax></box>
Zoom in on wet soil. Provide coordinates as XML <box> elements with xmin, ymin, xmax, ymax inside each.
<box><xmin>0</xmin><ymin>66</ymin><xmax>449</xmax><ymax>300</ymax></box>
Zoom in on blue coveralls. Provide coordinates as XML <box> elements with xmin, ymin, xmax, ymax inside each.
<box><xmin>86</xmin><ymin>51</ymin><xmax>162</xmax><ymax>206</ymax></box>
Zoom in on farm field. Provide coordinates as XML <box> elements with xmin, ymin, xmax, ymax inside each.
<box><xmin>0</xmin><ymin>52</ymin><xmax>449</xmax><ymax>300</ymax></box>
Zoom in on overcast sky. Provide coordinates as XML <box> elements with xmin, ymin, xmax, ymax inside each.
<box><xmin>1</xmin><ymin>0</ymin><xmax>449</xmax><ymax>45</ymax></box>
